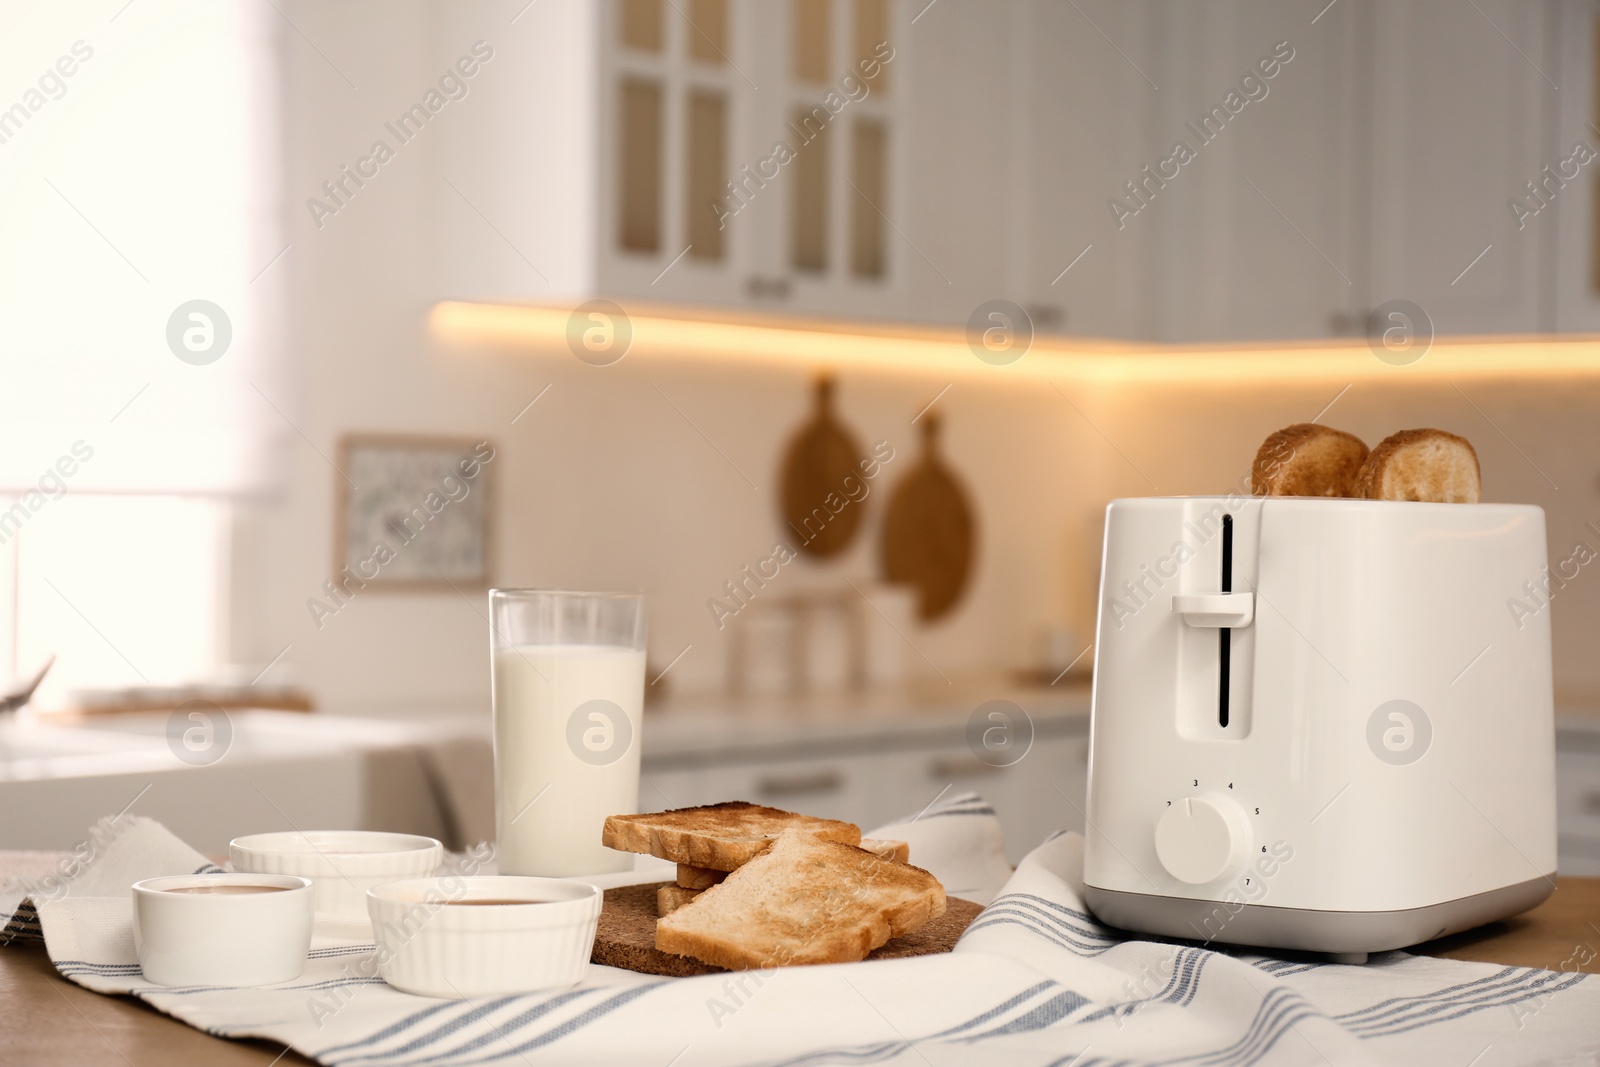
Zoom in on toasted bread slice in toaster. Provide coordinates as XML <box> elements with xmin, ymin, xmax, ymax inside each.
<box><xmin>655</xmin><ymin>829</ymin><xmax>945</xmax><ymax>970</ymax></box>
<box><xmin>602</xmin><ymin>802</ymin><xmax>861</xmax><ymax>871</ymax></box>
<box><xmin>1356</xmin><ymin>428</ymin><xmax>1481</xmax><ymax>503</ymax></box>
<box><xmin>1252</xmin><ymin>423</ymin><xmax>1369</xmax><ymax>497</ymax></box>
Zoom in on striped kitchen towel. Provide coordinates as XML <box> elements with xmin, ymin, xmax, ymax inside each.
<box><xmin>18</xmin><ymin>803</ymin><xmax>1600</xmax><ymax>1066</ymax></box>
<box><xmin>871</xmin><ymin>789</ymin><xmax>1014</xmax><ymax>903</ymax></box>
<box><xmin>1</xmin><ymin>814</ymin><xmax>222</xmax><ymax>946</ymax></box>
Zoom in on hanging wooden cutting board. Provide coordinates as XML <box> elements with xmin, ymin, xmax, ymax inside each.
<box><xmin>881</xmin><ymin>413</ymin><xmax>975</xmax><ymax>620</ymax></box>
<box><xmin>779</xmin><ymin>376</ymin><xmax>866</xmax><ymax>557</ymax></box>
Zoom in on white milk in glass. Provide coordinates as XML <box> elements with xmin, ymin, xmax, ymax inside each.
<box><xmin>492</xmin><ymin>643</ymin><xmax>646</xmax><ymax>875</ymax></box>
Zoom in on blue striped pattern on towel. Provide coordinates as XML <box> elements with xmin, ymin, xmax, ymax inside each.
<box><xmin>19</xmin><ymin>805</ymin><xmax>1599</xmax><ymax>1067</ymax></box>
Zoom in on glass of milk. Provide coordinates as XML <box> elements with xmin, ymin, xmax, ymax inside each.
<box><xmin>489</xmin><ymin>589</ymin><xmax>646</xmax><ymax>875</ymax></box>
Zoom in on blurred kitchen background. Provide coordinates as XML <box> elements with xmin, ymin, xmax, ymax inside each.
<box><xmin>4</xmin><ymin>0</ymin><xmax>1600</xmax><ymax>871</ymax></box>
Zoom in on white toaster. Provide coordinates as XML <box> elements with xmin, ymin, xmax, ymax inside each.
<box><xmin>1083</xmin><ymin>496</ymin><xmax>1557</xmax><ymax>961</ymax></box>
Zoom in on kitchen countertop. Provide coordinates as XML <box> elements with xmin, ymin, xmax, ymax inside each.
<box><xmin>2</xmin><ymin>848</ymin><xmax>1594</xmax><ymax>1066</ymax></box>
<box><xmin>640</xmin><ymin>679</ymin><xmax>1091</xmax><ymax>764</ymax></box>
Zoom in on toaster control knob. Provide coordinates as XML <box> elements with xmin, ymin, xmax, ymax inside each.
<box><xmin>1154</xmin><ymin>795</ymin><xmax>1250</xmax><ymax>885</ymax></box>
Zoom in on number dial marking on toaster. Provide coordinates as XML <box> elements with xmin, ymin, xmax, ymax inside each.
<box><xmin>1153</xmin><ymin>794</ymin><xmax>1252</xmax><ymax>885</ymax></box>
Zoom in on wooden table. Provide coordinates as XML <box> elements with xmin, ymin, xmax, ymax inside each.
<box><xmin>0</xmin><ymin>945</ymin><xmax>317</xmax><ymax>1067</ymax></box>
<box><xmin>1414</xmin><ymin>876</ymin><xmax>1600</xmax><ymax>973</ymax></box>
<box><xmin>3</xmin><ymin>853</ymin><xmax>1595</xmax><ymax>1066</ymax></box>
<box><xmin>2</xmin><ymin>850</ymin><xmax>317</xmax><ymax>1066</ymax></box>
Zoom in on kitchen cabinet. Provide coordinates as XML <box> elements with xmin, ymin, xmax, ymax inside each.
<box><xmin>641</xmin><ymin>697</ymin><xmax>1091</xmax><ymax>863</ymax></box>
<box><xmin>1557</xmin><ymin>718</ymin><xmax>1600</xmax><ymax>876</ymax></box>
<box><xmin>438</xmin><ymin>0</ymin><xmax>915</xmax><ymax>320</ymax></box>
<box><xmin>436</xmin><ymin>0</ymin><xmax>1128</xmax><ymax>331</ymax></box>
<box><xmin>594</xmin><ymin>0</ymin><xmax>751</xmax><ymax>308</ymax></box>
<box><xmin>1358</xmin><ymin>0</ymin><xmax>1553</xmax><ymax>337</ymax></box>
<box><xmin>596</xmin><ymin>0</ymin><xmax>912</xmax><ymax>320</ymax></box>
<box><xmin>1086</xmin><ymin>0</ymin><xmax>1567</xmax><ymax>343</ymax></box>
<box><xmin>1549</xmin><ymin>0</ymin><xmax>1600</xmax><ymax>333</ymax></box>
<box><xmin>435</xmin><ymin>0</ymin><xmax>1593</xmax><ymax>339</ymax></box>
<box><xmin>1115</xmin><ymin>0</ymin><xmax>1365</xmax><ymax>344</ymax></box>
<box><xmin>644</xmin><ymin>704</ymin><xmax>1600</xmax><ymax>874</ymax></box>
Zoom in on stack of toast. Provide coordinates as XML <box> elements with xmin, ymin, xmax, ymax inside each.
<box><xmin>1252</xmin><ymin>424</ymin><xmax>1481</xmax><ymax>503</ymax></box>
<box><xmin>601</xmin><ymin>801</ymin><xmax>944</xmax><ymax>971</ymax></box>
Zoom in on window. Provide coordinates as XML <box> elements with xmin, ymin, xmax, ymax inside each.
<box><xmin>0</xmin><ymin>3</ymin><xmax>281</xmax><ymax>707</ymax></box>
<box><xmin>3</xmin><ymin>497</ymin><xmax>229</xmax><ymax>710</ymax></box>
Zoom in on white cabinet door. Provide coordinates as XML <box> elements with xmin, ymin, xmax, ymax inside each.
<box><xmin>1031</xmin><ymin>0</ymin><xmax>1556</xmax><ymax>342</ymax></box>
<box><xmin>653</xmin><ymin>750</ymin><xmax>887</xmax><ymax>828</ymax></box>
<box><xmin>595</xmin><ymin>0</ymin><xmax>753</xmax><ymax>306</ymax></box>
<box><xmin>1556</xmin><ymin>731</ymin><xmax>1600</xmax><ymax>877</ymax></box>
<box><xmin>1548</xmin><ymin>1</ymin><xmax>1600</xmax><ymax>333</ymax></box>
<box><xmin>742</xmin><ymin>0</ymin><xmax>910</xmax><ymax>321</ymax></box>
<box><xmin>1003</xmin><ymin>733</ymin><xmax>1090</xmax><ymax>861</ymax></box>
<box><xmin>897</xmin><ymin>731</ymin><xmax>1090</xmax><ymax>863</ymax></box>
<box><xmin>1077</xmin><ymin>2</ymin><xmax>1364</xmax><ymax>343</ymax></box>
<box><xmin>1018</xmin><ymin>0</ymin><xmax>1161</xmax><ymax>342</ymax></box>
<box><xmin>639</xmin><ymin>765</ymin><xmax>709</xmax><ymax>813</ymax></box>
<box><xmin>637</xmin><ymin>716</ymin><xmax>1090</xmax><ymax>863</ymax></box>
<box><xmin>1362</xmin><ymin>0</ymin><xmax>1553</xmax><ymax>335</ymax></box>
<box><xmin>594</xmin><ymin>0</ymin><xmax>911</xmax><ymax>319</ymax></box>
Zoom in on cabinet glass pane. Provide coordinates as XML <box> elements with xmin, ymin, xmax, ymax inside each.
<box><xmin>790</xmin><ymin>106</ymin><xmax>830</xmax><ymax>271</ymax></box>
<box><xmin>686</xmin><ymin>90</ymin><xmax>727</xmax><ymax>260</ymax></box>
<box><xmin>618</xmin><ymin>79</ymin><xmax>663</xmax><ymax>253</ymax></box>
<box><xmin>620</xmin><ymin>0</ymin><xmax>664</xmax><ymax>51</ymax></box>
<box><xmin>686</xmin><ymin>0</ymin><xmax>729</xmax><ymax>64</ymax></box>
<box><xmin>850</xmin><ymin>119</ymin><xmax>886</xmax><ymax>277</ymax></box>
<box><xmin>792</xmin><ymin>0</ymin><xmax>831</xmax><ymax>83</ymax></box>
<box><xmin>852</xmin><ymin>0</ymin><xmax>889</xmax><ymax>93</ymax></box>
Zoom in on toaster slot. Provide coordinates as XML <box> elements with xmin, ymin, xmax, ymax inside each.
<box><xmin>1173</xmin><ymin>499</ymin><xmax>1257</xmax><ymax>740</ymax></box>
<box><xmin>1220</xmin><ymin>514</ymin><xmax>1232</xmax><ymax>728</ymax></box>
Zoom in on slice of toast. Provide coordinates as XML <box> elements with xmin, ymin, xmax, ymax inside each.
<box><xmin>860</xmin><ymin>838</ymin><xmax>910</xmax><ymax>864</ymax></box>
<box><xmin>603</xmin><ymin>802</ymin><xmax>861</xmax><ymax>871</ymax></box>
<box><xmin>675</xmin><ymin>838</ymin><xmax>905</xmax><ymax>889</ymax></box>
<box><xmin>657</xmin><ymin>884</ymin><xmax>702</xmax><ymax>916</ymax></box>
<box><xmin>677</xmin><ymin>864</ymin><xmax>727</xmax><ymax>890</ymax></box>
<box><xmin>1355</xmin><ymin>428</ymin><xmax>1481</xmax><ymax>503</ymax></box>
<box><xmin>1252</xmin><ymin>424</ymin><xmax>1369</xmax><ymax>498</ymax></box>
<box><xmin>655</xmin><ymin>828</ymin><xmax>946</xmax><ymax>970</ymax></box>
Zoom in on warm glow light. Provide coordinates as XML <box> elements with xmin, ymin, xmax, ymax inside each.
<box><xmin>430</xmin><ymin>300</ymin><xmax>1600</xmax><ymax>385</ymax></box>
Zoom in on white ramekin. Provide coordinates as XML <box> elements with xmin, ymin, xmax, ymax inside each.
<box><xmin>229</xmin><ymin>831</ymin><xmax>443</xmax><ymax>927</ymax></box>
<box><xmin>132</xmin><ymin>874</ymin><xmax>314</xmax><ymax>987</ymax></box>
<box><xmin>367</xmin><ymin>876</ymin><xmax>602</xmax><ymax>998</ymax></box>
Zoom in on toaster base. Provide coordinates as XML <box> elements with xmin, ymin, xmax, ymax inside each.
<box><xmin>1084</xmin><ymin>876</ymin><xmax>1554</xmax><ymax>957</ymax></box>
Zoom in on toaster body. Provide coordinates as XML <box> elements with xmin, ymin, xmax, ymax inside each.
<box><xmin>1083</xmin><ymin>497</ymin><xmax>1556</xmax><ymax>958</ymax></box>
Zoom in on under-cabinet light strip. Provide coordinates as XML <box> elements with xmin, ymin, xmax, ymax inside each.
<box><xmin>430</xmin><ymin>300</ymin><xmax>1600</xmax><ymax>385</ymax></box>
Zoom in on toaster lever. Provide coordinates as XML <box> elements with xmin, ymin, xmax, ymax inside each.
<box><xmin>1171</xmin><ymin>592</ymin><xmax>1254</xmax><ymax>628</ymax></box>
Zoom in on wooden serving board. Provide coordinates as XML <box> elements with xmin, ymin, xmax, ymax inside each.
<box><xmin>880</xmin><ymin>414</ymin><xmax>975</xmax><ymax>620</ymax></box>
<box><xmin>779</xmin><ymin>376</ymin><xmax>867</xmax><ymax>558</ymax></box>
<box><xmin>589</xmin><ymin>882</ymin><xmax>985</xmax><ymax>978</ymax></box>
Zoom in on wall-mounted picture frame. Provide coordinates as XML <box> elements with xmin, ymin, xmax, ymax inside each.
<box><xmin>334</xmin><ymin>434</ymin><xmax>495</xmax><ymax>591</ymax></box>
